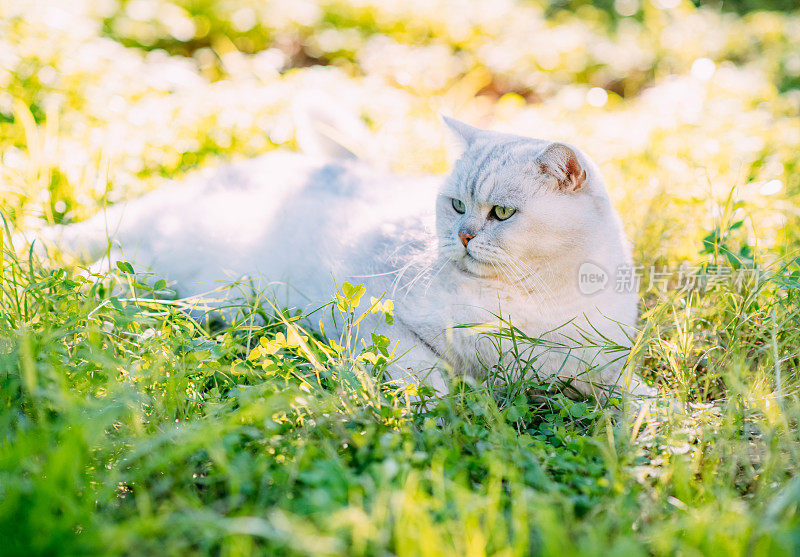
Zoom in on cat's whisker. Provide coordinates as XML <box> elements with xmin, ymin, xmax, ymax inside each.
<box><xmin>490</xmin><ymin>257</ymin><xmax>525</xmax><ymax>293</ymax></box>
<box><xmin>493</xmin><ymin>249</ymin><xmax>530</xmax><ymax>285</ymax></box>
<box><xmin>489</xmin><ymin>261</ymin><xmax>508</xmax><ymax>288</ymax></box>
<box><xmin>497</xmin><ymin>262</ymin><xmax>523</xmax><ymax>294</ymax></box>
<box><xmin>502</xmin><ymin>258</ymin><xmax>532</xmax><ymax>286</ymax></box>
<box><xmin>500</xmin><ymin>252</ymin><xmax>559</xmax><ymax>314</ymax></box>
<box><xmin>423</xmin><ymin>260</ymin><xmax>450</xmax><ymax>296</ymax></box>
<box><xmin>352</xmin><ymin>269</ymin><xmax>407</xmax><ymax>279</ymax></box>
<box><xmin>523</xmin><ymin>267</ymin><xmax>558</xmax><ymax>312</ymax></box>
<box><xmin>390</xmin><ymin>258</ymin><xmax>425</xmax><ymax>292</ymax></box>
<box><xmin>388</xmin><ymin>246</ymin><xmax>438</xmax><ymax>297</ymax></box>
<box><xmin>498</xmin><ymin>259</ymin><xmax>538</xmax><ymax>305</ymax></box>
<box><xmin>532</xmin><ymin>259</ymin><xmax>560</xmax><ymax>302</ymax></box>
<box><xmin>397</xmin><ymin>257</ymin><xmax>440</xmax><ymax>297</ymax></box>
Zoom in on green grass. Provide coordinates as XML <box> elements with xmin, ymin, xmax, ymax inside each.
<box><xmin>2</xmin><ymin>204</ymin><xmax>800</xmax><ymax>556</ymax></box>
<box><xmin>2</xmin><ymin>0</ymin><xmax>800</xmax><ymax>555</ymax></box>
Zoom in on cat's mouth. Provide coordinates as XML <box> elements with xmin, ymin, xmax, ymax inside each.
<box><xmin>456</xmin><ymin>252</ymin><xmax>499</xmax><ymax>279</ymax></box>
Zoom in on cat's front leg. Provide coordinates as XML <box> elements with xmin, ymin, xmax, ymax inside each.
<box><xmin>384</xmin><ymin>327</ymin><xmax>451</xmax><ymax>397</ymax></box>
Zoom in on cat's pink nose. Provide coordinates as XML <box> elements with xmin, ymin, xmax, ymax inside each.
<box><xmin>459</xmin><ymin>232</ymin><xmax>474</xmax><ymax>247</ymax></box>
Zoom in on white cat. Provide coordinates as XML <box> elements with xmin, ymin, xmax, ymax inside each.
<box><xmin>31</xmin><ymin>117</ymin><xmax>654</xmax><ymax>400</ymax></box>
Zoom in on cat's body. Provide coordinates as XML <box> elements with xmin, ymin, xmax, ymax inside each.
<box><xmin>33</xmin><ymin>119</ymin><xmax>653</xmax><ymax>399</ymax></box>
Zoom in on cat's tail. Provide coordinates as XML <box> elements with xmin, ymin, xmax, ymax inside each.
<box><xmin>11</xmin><ymin>205</ymin><xmax>124</xmax><ymax>265</ymax></box>
<box><xmin>292</xmin><ymin>91</ymin><xmax>373</xmax><ymax>160</ymax></box>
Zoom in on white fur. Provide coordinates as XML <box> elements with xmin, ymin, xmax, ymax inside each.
<box><xmin>36</xmin><ymin>118</ymin><xmax>653</xmax><ymax>399</ymax></box>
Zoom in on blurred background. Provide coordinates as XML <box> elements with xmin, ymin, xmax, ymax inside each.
<box><xmin>1</xmin><ymin>0</ymin><xmax>798</xmax><ymax>270</ymax></box>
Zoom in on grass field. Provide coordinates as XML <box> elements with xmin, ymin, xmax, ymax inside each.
<box><xmin>1</xmin><ymin>0</ymin><xmax>800</xmax><ymax>555</ymax></box>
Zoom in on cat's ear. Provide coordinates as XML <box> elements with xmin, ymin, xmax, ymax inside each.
<box><xmin>537</xmin><ymin>143</ymin><xmax>587</xmax><ymax>192</ymax></box>
<box><xmin>442</xmin><ymin>116</ymin><xmax>481</xmax><ymax>146</ymax></box>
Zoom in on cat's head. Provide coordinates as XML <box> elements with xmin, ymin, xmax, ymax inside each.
<box><xmin>437</xmin><ymin>117</ymin><xmax>609</xmax><ymax>279</ymax></box>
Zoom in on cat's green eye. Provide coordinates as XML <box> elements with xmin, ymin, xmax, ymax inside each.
<box><xmin>452</xmin><ymin>198</ymin><xmax>466</xmax><ymax>214</ymax></box>
<box><xmin>492</xmin><ymin>206</ymin><xmax>516</xmax><ymax>220</ymax></box>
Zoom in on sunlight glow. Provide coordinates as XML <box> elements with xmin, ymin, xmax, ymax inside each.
<box><xmin>759</xmin><ymin>179</ymin><xmax>783</xmax><ymax>196</ymax></box>
<box><xmin>586</xmin><ymin>87</ymin><xmax>609</xmax><ymax>107</ymax></box>
<box><xmin>691</xmin><ymin>57</ymin><xmax>716</xmax><ymax>81</ymax></box>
